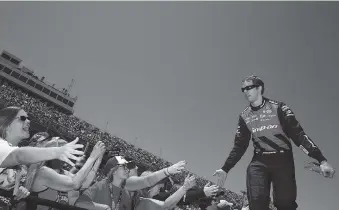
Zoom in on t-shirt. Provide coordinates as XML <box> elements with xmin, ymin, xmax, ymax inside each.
<box><xmin>0</xmin><ymin>139</ymin><xmax>19</xmax><ymax>209</ymax></box>
<box><xmin>0</xmin><ymin>139</ymin><xmax>18</xmax><ymax>167</ymax></box>
<box><xmin>81</xmin><ymin>178</ymin><xmax>132</xmax><ymax>210</ymax></box>
<box><xmin>0</xmin><ymin>139</ymin><xmax>19</xmax><ymax>190</ymax></box>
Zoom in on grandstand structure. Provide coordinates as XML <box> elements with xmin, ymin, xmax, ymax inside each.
<box><xmin>0</xmin><ymin>50</ymin><xmax>77</xmax><ymax>115</ymax></box>
<box><xmin>0</xmin><ymin>49</ymin><xmax>249</xmax><ymax>209</ymax></box>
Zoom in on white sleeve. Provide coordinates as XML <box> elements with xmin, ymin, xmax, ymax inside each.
<box><xmin>0</xmin><ymin>139</ymin><xmax>18</xmax><ymax>166</ymax></box>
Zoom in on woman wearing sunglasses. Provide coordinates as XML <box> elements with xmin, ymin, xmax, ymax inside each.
<box><xmin>0</xmin><ymin>106</ymin><xmax>85</xmax><ymax>168</ymax></box>
<box><xmin>0</xmin><ymin>106</ymin><xmax>84</xmax><ymax>209</ymax></box>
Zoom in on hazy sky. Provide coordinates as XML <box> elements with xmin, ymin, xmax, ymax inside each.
<box><xmin>1</xmin><ymin>2</ymin><xmax>338</xmax><ymax>209</ymax></box>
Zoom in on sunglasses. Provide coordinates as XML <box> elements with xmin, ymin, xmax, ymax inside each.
<box><xmin>241</xmin><ymin>85</ymin><xmax>259</xmax><ymax>92</ymax></box>
<box><xmin>16</xmin><ymin>116</ymin><xmax>30</xmax><ymax>121</ymax></box>
<box><xmin>118</xmin><ymin>164</ymin><xmax>130</xmax><ymax>170</ymax></box>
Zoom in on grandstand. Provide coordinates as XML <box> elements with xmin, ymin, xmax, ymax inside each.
<box><xmin>0</xmin><ymin>50</ymin><xmax>247</xmax><ymax>209</ymax></box>
<box><xmin>0</xmin><ymin>50</ymin><xmax>77</xmax><ymax>115</ymax></box>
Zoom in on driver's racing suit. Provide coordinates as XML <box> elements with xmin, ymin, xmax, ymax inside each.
<box><xmin>221</xmin><ymin>97</ymin><xmax>327</xmax><ymax>210</ymax></box>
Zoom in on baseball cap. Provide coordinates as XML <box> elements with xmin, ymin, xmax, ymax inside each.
<box><xmin>104</xmin><ymin>156</ymin><xmax>136</xmax><ymax>176</ymax></box>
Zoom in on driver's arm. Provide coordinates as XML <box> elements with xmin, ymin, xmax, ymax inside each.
<box><xmin>278</xmin><ymin>102</ymin><xmax>327</xmax><ymax>164</ymax></box>
<box><xmin>222</xmin><ymin>115</ymin><xmax>251</xmax><ymax>173</ymax></box>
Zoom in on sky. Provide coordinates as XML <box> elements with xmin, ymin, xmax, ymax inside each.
<box><xmin>0</xmin><ymin>2</ymin><xmax>338</xmax><ymax>209</ymax></box>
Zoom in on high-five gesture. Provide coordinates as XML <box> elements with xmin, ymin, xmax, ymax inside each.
<box><xmin>57</xmin><ymin>137</ymin><xmax>84</xmax><ymax>166</ymax></box>
<box><xmin>182</xmin><ymin>175</ymin><xmax>196</xmax><ymax>190</ymax></box>
<box><xmin>203</xmin><ymin>182</ymin><xmax>219</xmax><ymax>197</ymax></box>
<box><xmin>167</xmin><ymin>160</ymin><xmax>186</xmax><ymax>175</ymax></box>
<box><xmin>213</xmin><ymin>169</ymin><xmax>227</xmax><ymax>187</ymax></box>
<box><xmin>89</xmin><ymin>141</ymin><xmax>106</xmax><ymax>159</ymax></box>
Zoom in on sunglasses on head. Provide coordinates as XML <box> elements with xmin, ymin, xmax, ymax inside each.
<box><xmin>241</xmin><ymin>85</ymin><xmax>259</xmax><ymax>92</ymax></box>
<box><xmin>17</xmin><ymin>116</ymin><xmax>30</xmax><ymax>121</ymax></box>
<box><xmin>119</xmin><ymin>156</ymin><xmax>136</xmax><ymax>169</ymax></box>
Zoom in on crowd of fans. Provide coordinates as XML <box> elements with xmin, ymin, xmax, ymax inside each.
<box><xmin>0</xmin><ymin>82</ymin><xmax>246</xmax><ymax>209</ymax></box>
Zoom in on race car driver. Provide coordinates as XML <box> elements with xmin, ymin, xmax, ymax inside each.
<box><xmin>213</xmin><ymin>75</ymin><xmax>335</xmax><ymax>210</ymax></box>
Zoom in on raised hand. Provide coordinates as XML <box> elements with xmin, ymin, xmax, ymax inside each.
<box><xmin>89</xmin><ymin>141</ymin><xmax>106</xmax><ymax>159</ymax></box>
<box><xmin>57</xmin><ymin>137</ymin><xmax>84</xmax><ymax>167</ymax></box>
<box><xmin>213</xmin><ymin>169</ymin><xmax>227</xmax><ymax>187</ymax></box>
<box><xmin>183</xmin><ymin>175</ymin><xmax>196</xmax><ymax>190</ymax></box>
<box><xmin>167</xmin><ymin>160</ymin><xmax>186</xmax><ymax>175</ymax></box>
<box><xmin>203</xmin><ymin>182</ymin><xmax>219</xmax><ymax>197</ymax></box>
